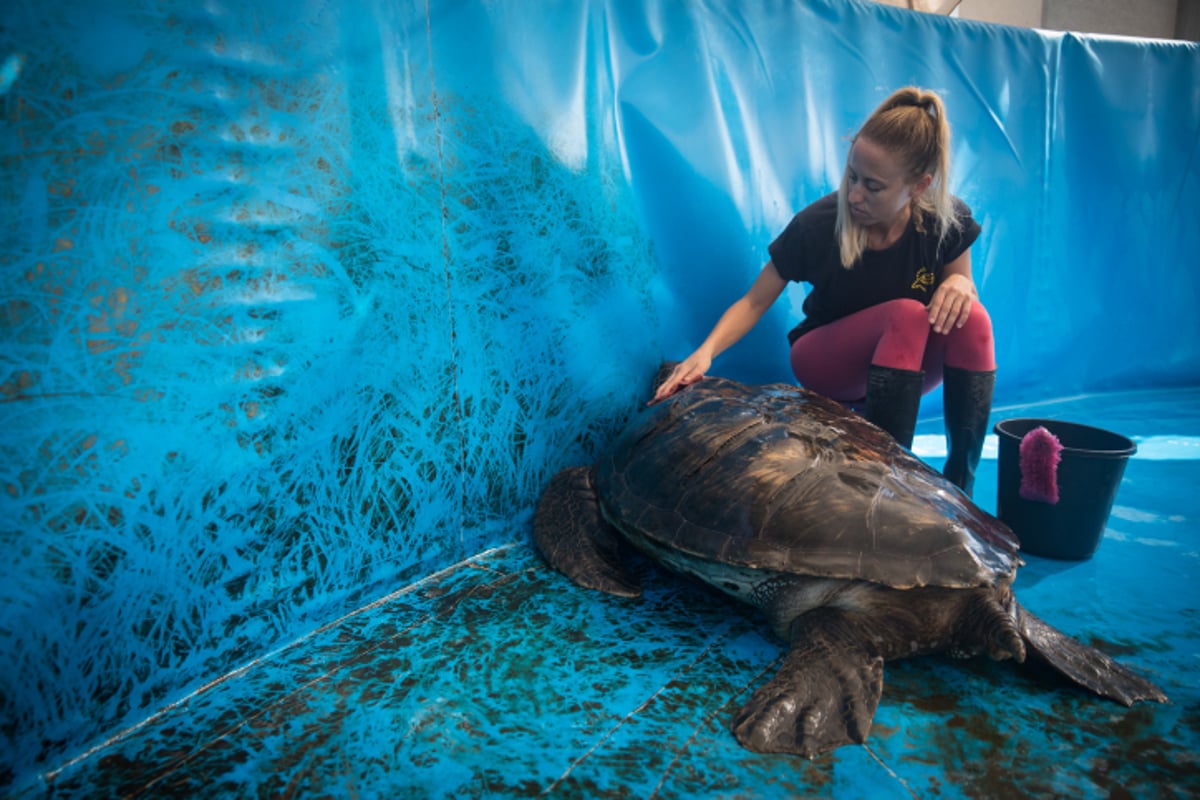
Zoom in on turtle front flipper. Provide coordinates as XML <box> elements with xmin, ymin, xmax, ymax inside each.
<box><xmin>534</xmin><ymin>466</ymin><xmax>641</xmax><ymax>598</ymax></box>
<box><xmin>732</xmin><ymin>608</ymin><xmax>883</xmax><ymax>758</ymax></box>
<box><xmin>1015</xmin><ymin>602</ymin><xmax>1167</xmax><ymax>706</ymax></box>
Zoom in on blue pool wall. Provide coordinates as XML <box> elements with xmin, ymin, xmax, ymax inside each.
<box><xmin>1</xmin><ymin>0</ymin><xmax>1198</xmax><ymax>786</ymax></box>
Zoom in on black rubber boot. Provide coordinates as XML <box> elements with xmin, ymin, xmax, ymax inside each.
<box><xmin>941</xmin><ymin>367</ymin><xmax>995</xmax><ymax>497</ymax></box>
<box><xmin>864</xmin><ymin>365</ymin><xmax>925</xmax><ymax>449</ymax></box>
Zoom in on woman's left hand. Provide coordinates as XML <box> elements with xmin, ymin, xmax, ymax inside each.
<box><xmin>927</xmin><ymin>273</ymin><xmax>977</xmax><ymax>335</ymax></box>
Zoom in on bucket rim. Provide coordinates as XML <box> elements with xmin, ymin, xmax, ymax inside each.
<box><xmin>993</xmin><ymin>417</ymin><xmax>1137</xmax><ymax>458</ymax></box>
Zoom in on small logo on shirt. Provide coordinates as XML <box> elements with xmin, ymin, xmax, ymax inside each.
<box><xmin>911</xmin><ymin>267</ymin><xmax>935</xmax><ymax>293</ymax></box>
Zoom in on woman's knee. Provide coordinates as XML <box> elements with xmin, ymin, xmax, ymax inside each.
<box><xmin>873</xmin><ymin>299</ymin><xmax>932</xmax><ymax>369</ymax></box>
<box><xmin>883</xmin><ymin>298</ymin><xmax>929</xmax><ymax>324</ymax></box>
<box><xmin>881</xmin><ymin>298</ymin><xmax>933</xmax><ymax>345</ymax></box>
<box><xmin>945</xmin><ymin>303</ymin><xmax>996</xmax><ymax>370</ymax></box>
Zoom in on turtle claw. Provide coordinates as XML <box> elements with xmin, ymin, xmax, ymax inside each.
<box><xmin>534</xmin><ymin>466</ymin><xmax>642</xmax><ymax>598</ymax></box>
<box><xmin>732</xmin><ymin>611</ymin><xmax>884</xmax><ymax>757</ymax></box>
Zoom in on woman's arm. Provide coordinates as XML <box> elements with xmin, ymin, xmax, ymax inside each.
<box><xmin>928</xmin><ymin>250</ymin><xmax>977</xmax><ymax>335</ymax></box>
<box><xmin>650</xmin><ymin>261</ymin><xmax>788</xmax><ymax>403</ymax></box>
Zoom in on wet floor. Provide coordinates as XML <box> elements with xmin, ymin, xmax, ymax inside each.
<box><xmin>21</xmin><ymin>389</ymin><xmax>1200</xmax><ymax>799</ymax></box>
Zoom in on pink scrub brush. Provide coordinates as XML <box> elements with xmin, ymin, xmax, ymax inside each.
<box><xmin>1019</xmin><ymin>425</ymin><xmax>1063</xmax><ymax>504</ymax></box>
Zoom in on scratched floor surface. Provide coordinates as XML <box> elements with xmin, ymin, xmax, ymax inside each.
<box><xmin>24</xmin><ymin>389</ymin><xmax>1200</xmax><ymax>799</ymax></box>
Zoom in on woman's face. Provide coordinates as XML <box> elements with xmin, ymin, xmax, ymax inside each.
<box><xmin>844</xmin><ymin>137</ymin><xmax>929</xmax><ymax>230</ymax></box>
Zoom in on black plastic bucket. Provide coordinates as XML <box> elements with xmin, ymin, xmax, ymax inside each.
<box><xmin>993</xmin><ymin>418</ymin><xmax>1137</xmax><ymax>560</ymax></box>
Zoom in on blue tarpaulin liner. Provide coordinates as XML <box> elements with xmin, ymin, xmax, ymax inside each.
<box><xmin>1</xmin><ymin>0</ymin><xmax>1198</xmax><ymax>793</ymax></box>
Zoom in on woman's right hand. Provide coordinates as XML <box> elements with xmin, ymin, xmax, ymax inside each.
<box><xmin>649</xmin><ymin>353</ymin><xmax>711</xmax><ymax>405</ymax></box>
<box><xmin>648</xmin><ymin>261</ymin><xmax>788</xmax><ymax>406</ymax></box>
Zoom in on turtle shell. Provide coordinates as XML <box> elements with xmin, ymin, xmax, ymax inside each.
<box><xmin>594</xmin><ymin>376</ymin><xmax>1020</xmax><ymax>590</ymax></box>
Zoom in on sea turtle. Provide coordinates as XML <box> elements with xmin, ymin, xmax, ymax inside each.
<box><xmin>533</xmin><ymin>367</ymin><xmax>1167</xmax><ymax>757</ymax></box>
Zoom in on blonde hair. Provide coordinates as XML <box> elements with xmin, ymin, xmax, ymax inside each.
<box><xmin>835</xmin><ymin>87</ymin><xmax>959</xmax><ymax>268</ymax></box>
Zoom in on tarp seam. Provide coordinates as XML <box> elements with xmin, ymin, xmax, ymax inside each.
<box><xmin>424</xmin><ymin>0</ymin><xmax>469</xmax><ymax>550</ymax></box>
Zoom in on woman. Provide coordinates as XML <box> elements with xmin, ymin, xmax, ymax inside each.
<box><xmin>651</xmin><ymin>87</ymin><xmax>996</xmax><ymax>497</ymax></box>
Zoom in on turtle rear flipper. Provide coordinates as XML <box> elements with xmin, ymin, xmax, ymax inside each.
<box><xmin>731</xmin><ymin>609</ymin><xmax>883</xmax><ymax>758</ymax></box>
<box><xmin>1015</xmin><ymin>603</ymin><xmax>1168</xmax><ymax>705</ymax></box>
<box><xmin>534</xmin><ymin>466</ymin><xmax>642</xmax><ymax>598</ymax></box>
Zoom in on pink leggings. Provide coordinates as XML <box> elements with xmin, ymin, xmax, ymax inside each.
<box><xmin>790</xmin><ymin>298</ymin><xmax>996</xmax><ymax>403</ymax></box>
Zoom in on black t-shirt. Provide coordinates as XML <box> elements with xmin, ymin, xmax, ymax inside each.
<box><xmin>768</xmin><ymin>192</ymin><xmax>981</xmax><ymax>343</ymax></box>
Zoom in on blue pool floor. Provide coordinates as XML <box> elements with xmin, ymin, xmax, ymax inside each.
<box><xmin>21</xmin><ymin>388</ymin><xmax>1200</xmax><ymax>799</ymax></box>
